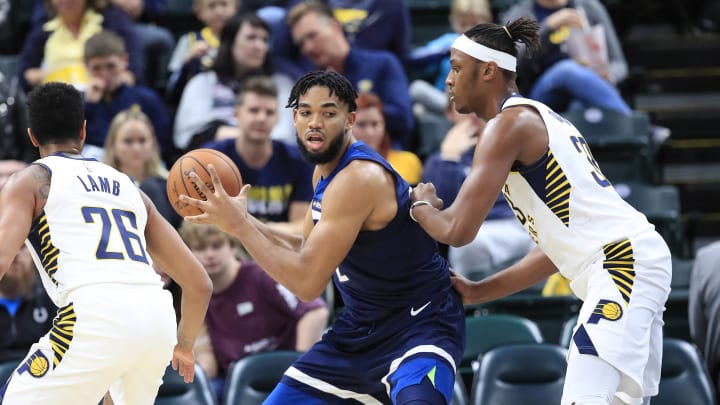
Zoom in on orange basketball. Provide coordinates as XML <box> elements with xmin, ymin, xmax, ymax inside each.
<box><xmin>166</xmin><ymin>148</ymin><xmax>243</xmax><ymax>217</ymax></box>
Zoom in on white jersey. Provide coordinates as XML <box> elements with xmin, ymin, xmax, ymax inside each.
<box><xmin>25</xmin><ymin>154</ymin><xmax>162</xmax><ymax>307</ymax></box>
<box><xmin>501</xmin><ymin>97</ymin><xmax>653</xmax><ymax>279</ymax></box>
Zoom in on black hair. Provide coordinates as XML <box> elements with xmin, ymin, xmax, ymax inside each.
<box><xmin>286</xmin><ymin>71</ymin><xmax>357</xmax><ymax>112</ymax></box>
<box><xmin>26</xmin><ymin>82</ymin><xmax>84</xmax><ymax>145</ymax></box>
<box><xmin>464</xmin><ymin>17</ymin><xmax>541</xmax><ymax>78</ymax></box>
<box><xmin>213</xmin><ymin>13</ymin><xmax>272</xmax><ymax>85</ymax></box>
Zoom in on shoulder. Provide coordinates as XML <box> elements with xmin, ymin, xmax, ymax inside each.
<box><xmin>334</xmin><ymin>158</ymin><xmax>392</xmax><ymax>192</ymax></box>
<box><xmin>485</xmin><ymin>105</ymin><xmax>546</xmax><ymax>145</ymax></box>
<box><xmin>203</xmin><ymin>138</ymin><xmax>234</xmax><ymax>152</ymax></box>
<box><xmin>350</xmin><ymin>47</ymin><xmax>399</xmax><ymax>65</ymax></box>
<box><xmin>272</xmin><ymin>141</ymin><xmax>303</xmax><ymax>161</ymax></box>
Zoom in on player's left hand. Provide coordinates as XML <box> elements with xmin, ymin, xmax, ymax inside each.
<box><xmin>410</xmin><ymin>183</ymin><xmax>443</xmax><ymax>210</ymax></box>
<box><xmin>172</xmin><ymin>345</ymin><xmax>196</xmax><ymax>383</ymax></box>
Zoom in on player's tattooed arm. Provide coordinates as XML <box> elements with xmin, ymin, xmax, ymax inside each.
<box><xmin>28</xmin><ymin>164</ymin><xmax>51</xmax><ymax>217</ymax></box>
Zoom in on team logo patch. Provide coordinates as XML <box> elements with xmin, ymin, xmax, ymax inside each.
<box><xmin>588</xmin><ymin>299</ymin><xmax>623</xmax><ymax>324</ymax></box>
<box><xmin>18</xmin><ymin>350</ymin><xmax>50</xmax><ymax>378</ymax></box>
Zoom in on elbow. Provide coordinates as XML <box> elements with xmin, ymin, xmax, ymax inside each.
<box><xmin>295</xmin><ymin>282</ymin><xmax>328</xmax><ymax>303</ymax></box>
<box><xmin>296</xmin><ymin>288</ymin><xmax>323</xmax><ymax>303</ymax></box>
<box><xmin>445</xmin><ymin>224</ymin><xmax>477</xmax><ymax>247</ymax></box>
<box><xmin>197</xmin><ymin>273</ymin><xmax>213</xmax><ymax>299</ymax></box>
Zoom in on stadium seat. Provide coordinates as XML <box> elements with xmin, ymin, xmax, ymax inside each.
<box><xmin>154</xmin><ymin>363</ymin><xmax>217</xmax><ymax>405</ymax></box>
<box><xmin>450</xmin><ymin>372</ymin><xmax>469</xmax><ymax>405</ymax></box>
<box><xmin>561</xmin><ymin>107</ymin><xmax>656</xmax><ymax>184</ymax></box>
<box><xmin>0</xmin><ymin>54</ymin><xmax>19</xmax><ymax>78</ymax></box>
<box><xmin>615</xmin><ymin>181</ymin><xmax>689</xmax><ymax>257</ymax></box>
<box><xmin>654</xmin><ymin>338</ymin><xmax>716</xmax><ymax>405</ymax></box>
<box><xmin>558</xmin><ymin>314</ymin><xmax>578</xmax><ymax>348</ymax></box>
<box><xmin>0</xmin><ymin>359</ymin><xmax>20</xmax><ymax>386</ymax></box>
<box><xmin>460</xmin><ymin>314</ymin><xmax>543</xmax><ymax>388</ymax></box>
<box><xmin>223</xmin><ymin>351</ymin><xmax>301</xmax><ymax>405</ymax></box>
<box><xmin>470</xmin><ymin>343</ymin><xmax>567</xmax><ymax>405</ymax></box>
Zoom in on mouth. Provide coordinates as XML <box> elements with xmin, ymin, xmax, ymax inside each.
<box><xmin>305</xmin><ymin>131</ymin><xmax>325</xmax><ymax>151</ymax></box>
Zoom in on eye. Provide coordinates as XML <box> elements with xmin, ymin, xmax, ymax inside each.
<box><xmin>324</xmin><ymin>112</ymin><xmax>336</xmax><ymax>118</ymax></box>
<box><xmin>297</xmin><ymin>110</ymin><xmax>310</xmax><ymax>116</ymax></box>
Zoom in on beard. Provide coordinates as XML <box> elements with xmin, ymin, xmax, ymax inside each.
<box><xmin>296</xmin><ymin>130</ymin><xmax>347</xmax><ymax>165</ymax></box>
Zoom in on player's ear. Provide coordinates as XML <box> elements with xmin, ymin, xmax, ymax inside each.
<box><xmin>345</xmin><ymin>111</ymin><xmax>356</xmax><ymax>132</ymax></box>
<box><xmin>27</xmin><ymin>128</ymin><xmax>39</xmax><ymax>147</ymax></box>
<box><xmin>79</xmin><ymin>120</ymin><xmax>87</xmax><ymax>143</ymax></box>
<box><xmin>484</xmin><ymin>61</ymin><xmax>499</xmax><ymax>78</ymax></box>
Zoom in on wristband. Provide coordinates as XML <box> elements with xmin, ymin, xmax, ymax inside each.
<box><xmin>409</xmin><ymin>200</ymin><xmax>434</xmax><ymax>223</ymax></box>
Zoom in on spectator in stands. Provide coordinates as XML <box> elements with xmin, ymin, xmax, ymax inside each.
<box><xmin>268</xmin><ymin>0</ymin><xmax>411</xmax><ymax>78</ymax></box>
<box><xmin>500</xmin><ymin>0</ymin><xmax>631</xmax><ymax>115</ymax></box>
<box><xmin>0</xmin><ymin>161</ymin><xmax>56</xmax><ymax>364</ymax></box>
<box><xmin>689</xmin><ymin>240</ymin><xmax>720</xmax><ymax>395</ymax></box>
<box><xmin>179</xmin><ymin>222</ymin><xmax>328</xmax><ymax>401</ymax></box>
<box><xmin>329</xmin><ymin>0</ymin><xmax>411</xmax><ymax>62</ymax></box>
<box><xmin>286</xmin><ymin>0</ymin><xmax>415</xmax><ymax>147</ymax></box>
<box><xmin>409</xmin><ymin>0</ymin><xmax>493</xmax><ymax>116</ymax></box>
<box><xmin>421</xmin><ymin>97</ymin><xmax>534</xmax><ymax>279</ymax></box>
<box><xmin>354</xmin><ymin>92</ymin><xmax>423</xmax><ymax>186</ymax></box>
<box><xmin>166</xmin><ymin>0</ymin><xmax>239</xmax><ymax>105</ymax></box>
<box><xmin>82</xmin><ymin>30</ymin><xmax>173</xmax><ymax>164</ymax></box>
<box><xmin>102</xmin><ymin>108</ymin><xmax>182</xmax><ymax>228</ymax></box>
<box><xmin>110</xmin><ymin>0</ymin><xmax>175</xmax><ymax>90</ymax></box>
<box><xmin>19</xmin><ymin>0</ymin><xmax>143</xmax><ymax>92</ymax></box>
<box><xmin>202</xmin><ymin>76</ymin><xmax>313</xmax><ymax>235</ymax></box>
<box><xmin>0</xmin><ymin>72</ymin><xmax>37</xmax><ymax>163</ymax></box>
<box><xmin>174</xmin><ymin>13</ymin><xmax>295</xmax><ymax>152</ymax></box>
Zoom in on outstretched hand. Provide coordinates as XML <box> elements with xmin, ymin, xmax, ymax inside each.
<box><xmin>410</xmin><ymin>182</ymin><xmax>443</xmax><ymax>210</ymax></box>
<box><xmin>172</xmin><ymin>345</ymin><xmax>196</xmax><ymax>383</ymax></box>
<box><xmin>180</xmin><ymin>164</ymin><xmax>252</xmax><ymax>236</ymax></box>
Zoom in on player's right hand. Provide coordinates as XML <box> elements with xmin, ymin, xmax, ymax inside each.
<box><xmin>450</xmin><ymin>270</ymin><xmax>484</xmax><ymax>305</ymax></box>
<box><xmin>172</xmin><ymin>345</ymin><xmax>196</xmax><ymax>383</ymax></box>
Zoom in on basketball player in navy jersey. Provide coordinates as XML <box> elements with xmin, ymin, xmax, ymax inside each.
<box><xmin>410</xmin><ymin>18</ymin><xmax>672</xmax><ymax>405</ymax></box>
<box><xmin>0</xmin><ymin>82</ymin><xmax>212</xmax><ymax>404</ymax></box>
<box><xmin>181</xmin><ymin>71</ymin><xmax>465</xmax><ymax>404</ymax></box>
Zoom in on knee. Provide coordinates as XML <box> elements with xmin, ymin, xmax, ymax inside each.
<box><xmin>548</xmin><ymin>59</ymin><xmax>585</xmax><ymax>77</ymax></box>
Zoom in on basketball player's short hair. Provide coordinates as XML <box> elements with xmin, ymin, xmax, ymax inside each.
<box><xmin>286</xmin><ymin>71</ymin><xmax>358</xmax><ymax>112</ymax></box>
<box><xmin>26</xmin><ymin>82</ymin><xmax>84</xmax><ymax>145</ymax></box>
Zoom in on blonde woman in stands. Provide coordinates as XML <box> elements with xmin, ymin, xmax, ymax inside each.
<box><xmin>103</xmin><ymin>108</ymin><xmax>182</xmax><ymax>228</ymax></box>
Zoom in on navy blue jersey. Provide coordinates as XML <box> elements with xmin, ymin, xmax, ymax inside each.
<box><xmin>203</xmin><ymin>139</ymin><xmax>314</xmax><ymax>223</ymax></box>
<box><xmin>272</xmin><ymin>141</ymin><xmax>464</xmax><ymax>404</ymax></box>
<box><xmin>312</xmin><ymin>142</ymin><xmax>454</xmax><ymax>343</ymax></box>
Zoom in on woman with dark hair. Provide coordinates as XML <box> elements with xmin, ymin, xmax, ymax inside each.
<box><xmin>174</xmin><ymin>13</ymin><xmax>295</xmax><ymax>152</ymax></box>
<box><xmin>17</xmin><ymin>0</ymin><xmax>142</xmax><ymax>92</ymax></box>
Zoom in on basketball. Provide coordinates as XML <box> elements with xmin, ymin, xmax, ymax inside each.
<box><xmin>166</xmin><ymin>149</ymin><xmax>243</xmax><ymax>217</ymax></box>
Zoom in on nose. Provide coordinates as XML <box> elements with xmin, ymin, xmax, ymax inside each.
<box><xmin>308</xmin><ymin>113</ymin><xmax>323</xmax><ymax>129</ymax></box>
<box><xmin>445</xmin><ymin>71</ymin><xmax>455</xmax><ymax>88</ymax></box>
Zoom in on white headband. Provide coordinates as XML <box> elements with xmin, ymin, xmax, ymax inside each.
<box><xmin>451</xmin><ymin>35</ymin><xmax>517</xmax><ymax>72</ymax></box>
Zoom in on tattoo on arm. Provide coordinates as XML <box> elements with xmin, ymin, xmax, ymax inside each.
<box><xmin>30</xmin><ymin>165</ymin><xmax>51</xmax><ymax>200</ymax></box>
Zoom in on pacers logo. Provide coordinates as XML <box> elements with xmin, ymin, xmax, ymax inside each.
<box><xmin>588</xmin><ymin>299</ymin><xmax>623</xmax><ymax>324</ymax></box>
<box><xmin>18</xmin><ymin>350</ymin><xmax>50</xmax><ymax>378</ymax></box>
